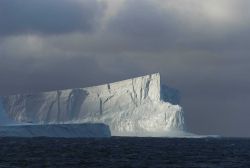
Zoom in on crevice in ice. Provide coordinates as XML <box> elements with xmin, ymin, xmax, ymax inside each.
<box><xmin>99</xmin><ymin>99</ymin><xmax>103</xmax><ymax>115</ymax></box>
<box><xmin>46</xmin><ymin>99</ymin><xmax>56</xmax><ymax>124</ymax></box>
<box><xmin>144</xmin><ymin>79</ymin><xmax>150</xmax><ymax>100</ymax></box>
<box><xmin>57</xmin><ymin>90</ymin><xmax>61</xmax><ymax>122</ymax></box>
<box><xmin>103</xmin><ymin>95</ymin><xmax>114</xmax><ymax>104</ymax></box>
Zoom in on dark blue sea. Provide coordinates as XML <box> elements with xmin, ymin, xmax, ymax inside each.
<box><xmin>0</xmin><ymin>137</ymin><xmax>249</xmax><ymax>168</ymax></box>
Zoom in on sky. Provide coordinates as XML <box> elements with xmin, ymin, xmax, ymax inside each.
<box><xmin>0</xmin><ymin>0</ymin><xmax>250</xmax><ymax>137</ymax></box>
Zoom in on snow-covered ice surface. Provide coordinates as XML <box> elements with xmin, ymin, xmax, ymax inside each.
<box><xmin>0</xmin><ymin>123</ymin><xmax>111</xmax><ymax>137</ymax></box>
<box><xmin>0</xmin><ymin>73</ymin><xmax>204</xmax><ymax>137</ymax></box>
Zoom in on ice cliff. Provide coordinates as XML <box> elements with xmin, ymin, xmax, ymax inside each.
<box><xmin>0</xmin><ymin>73</ymin><xmax>185</xmax><ymax>136</ymax></box>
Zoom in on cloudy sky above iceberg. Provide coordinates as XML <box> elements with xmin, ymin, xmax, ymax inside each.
<box><xmin>1</xmin><ymin>0</ymin><xmax>250</xmax><ymax>136</ymax></box>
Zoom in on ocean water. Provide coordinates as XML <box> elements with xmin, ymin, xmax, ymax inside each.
<box><xmin>0</xmin><ymin>137</ymin><xmax>249</xmax><ymax>168</ymax></box>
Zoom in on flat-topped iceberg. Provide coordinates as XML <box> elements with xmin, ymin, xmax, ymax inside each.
<box><xmin>0</xmin><ymin>73</ymin><xmax>189</xmax><ymax>137</ymax></box>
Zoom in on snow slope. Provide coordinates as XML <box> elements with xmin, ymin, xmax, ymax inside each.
<box><xmin>0</xmin><ymin>73</ymin><xmax>185</xmax><ymax>136</ymax></box>
<box><xmin>0</xmin><ymin>123</ymin><xmax>111</xmax><ymax>137</ymax></box>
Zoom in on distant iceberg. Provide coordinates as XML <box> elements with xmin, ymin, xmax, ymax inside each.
<box><xmin>0</xmin><ymin>73</ymin><xmax>196</xmax><ymax>137</ymax></box>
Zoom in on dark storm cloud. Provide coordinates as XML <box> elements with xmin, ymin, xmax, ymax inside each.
<box><xmin>0</xmin><ymin>54</ymin><xmax>102</xmax><ymax>95</ymax></box>
<box><xmin>0</xmin><ymin>0</ymin><xmax>105</xmax><ymax>36</ymax></box>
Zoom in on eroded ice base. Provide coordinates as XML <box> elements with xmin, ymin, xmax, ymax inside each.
<box><xmin>0</xmin><ymin>123</ymin><xmax>111</xmax><ymax>138</ymax></box>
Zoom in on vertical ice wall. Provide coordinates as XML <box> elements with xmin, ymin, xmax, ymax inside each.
<box><xmin>0</xmin><ymin>73</ymin><xmax>185</xmax><ymax>136</ymax></box>
<box><xmin>0</xmin><ymin>97</ymin><xmax>14</xmax><ymax>125</ymax></box>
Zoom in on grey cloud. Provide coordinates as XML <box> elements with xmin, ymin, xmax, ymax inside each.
<box><xmin>0</xmin><ymin>0</ymin><xmax>105</xmax><ymax>36</ymax></box>
<box><xmin>106</xmin><ymin>0</ymin><xmax>250</xmax><ymax>53</ymax></box>
<box><xmin>109</xmin><ymin>0</ymin><xmax>178</xmax><ymax>38</ymax></box>
<box><xmin>107</xmin><ymin>0</ymin><xmax>183</xmax><ymax>51</ymax></box>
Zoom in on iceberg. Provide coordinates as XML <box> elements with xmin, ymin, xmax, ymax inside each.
<box><xmin>0</xmin><ymin>73</ymin><xmax>190</xmax><ymax>137</ymax></box>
